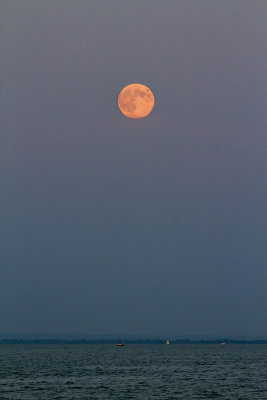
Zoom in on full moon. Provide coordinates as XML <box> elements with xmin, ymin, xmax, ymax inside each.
<box><xmin>118</xmin><ymin>83</ymin><xmax>155</xmax><ymax>119</ymax></box>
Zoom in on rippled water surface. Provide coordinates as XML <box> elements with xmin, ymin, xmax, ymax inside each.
<box><xmin>0</xmin><ymin>344</ymin><xmax>266</xmax><ymax>399</ymax></box>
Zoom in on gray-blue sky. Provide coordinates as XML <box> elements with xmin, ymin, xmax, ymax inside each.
<box><xmin>1</xmin><ymin>0</ymin><xmax>266</xmax><ymax>337</ymax></box>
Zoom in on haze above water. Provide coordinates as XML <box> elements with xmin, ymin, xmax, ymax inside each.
<box><xmin>1</xmin><ymin>0</ymin><xmax>266</xmax><ymax>338</ymax></box>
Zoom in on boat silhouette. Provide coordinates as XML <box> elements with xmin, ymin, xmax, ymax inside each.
<box><xmin>115</xmin><ymin>336</ymin><xmax>125</xmax><ymax>346</ymax></box>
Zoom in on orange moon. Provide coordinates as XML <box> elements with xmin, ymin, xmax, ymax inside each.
<box><xmin>118</xmin><ymin>83</ymin><xmax>155</xmax><ymax>119</ymax></box>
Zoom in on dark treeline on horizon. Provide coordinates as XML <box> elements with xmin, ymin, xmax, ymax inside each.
<box><xmin>1</xmin><ymin>338</ymin><xmax>267</xmax><ymax>345</ymax></box>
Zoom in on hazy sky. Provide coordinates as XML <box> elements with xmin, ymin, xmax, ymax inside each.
<box><xmin>1</xmin><ymin>0</ymin><xmax>266</xmax><ymax>338</ymax></box>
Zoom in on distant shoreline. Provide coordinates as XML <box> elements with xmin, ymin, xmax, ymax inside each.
<box><xmin>1</xmin><ymin>338</ymin><xmax>267</xmax><ymax>345</ymax></box>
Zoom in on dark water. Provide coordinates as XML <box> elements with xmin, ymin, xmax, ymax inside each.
<box><xmin>0</xmin><ymin>344</ymin><xmax>266</xmax><ymax>399</ymax></box>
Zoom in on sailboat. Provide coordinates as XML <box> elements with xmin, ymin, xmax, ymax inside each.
<box><xmin>166</xmin><ymin>340</ymin><xmax>170</xmax><ymax>345</ymax></box>
<box><xmin>115</xmin><ymin>336</ymin><xmax>125</xmax><ymax>346</ymax></box>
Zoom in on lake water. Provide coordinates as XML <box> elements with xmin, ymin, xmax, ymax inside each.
<box><xmin>0</xmin><ymin>344</ymin><xmax>266</xmax><ymax>399</ymax></box>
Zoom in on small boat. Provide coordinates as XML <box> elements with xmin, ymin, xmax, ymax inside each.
<box><xmin>166</xmin><ymin>340</ymin><xmax>170</xmax><ymax>345</ymax></box>
<box><xmin>115</xmin><ymin>336</ymin><xmax>125</xmax><ymax>346</ymax></box>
